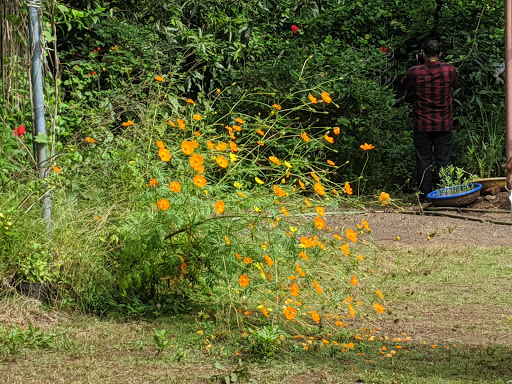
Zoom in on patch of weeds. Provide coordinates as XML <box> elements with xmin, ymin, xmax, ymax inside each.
<box><xmin>246</xmin><ymin>325</ymin><xmax>287</xmax><ymax>360</ymax></box>
<box><xmin>153</xmin><ymin>328</ymin><xmax>170</xmax><ymax>356</ymax></box>
<box><xmin>208</xmin><ymin>360</ymin><xmax>253</xmax><ymax>384</ymax></box>
<box><xmin>0</xmin><ymin>324</ymin><xmax>55</xmax><ymax>360</ymax></box>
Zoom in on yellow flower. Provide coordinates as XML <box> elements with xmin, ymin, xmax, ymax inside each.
<box><xmin>284</xmin><ymin>161</ymin><xmax>292</xmax><ymax>168</ymax></box>
<box><xmin>193</xmin><ymin>114</ymin><xmax>202</xmax><ymax>121</ymax></box>
<box><xmin>321</xmin><ymin>91</ymin><xmax>332</xmax><ymax>103</ymax></box>
<box><xmin>255</xmin><ymin>177</ymin><xmax>264</xmax><ymax>185</ymax></box>
<box><xmin>216</xmin><ymin>88</ymin><xmax>221</xmax><ymax>94</ymax></box>
<box><xmin>229</xmin><ymin>153</ymin><xmax>237</xmax><ymax>162</ymax></box>
<box><xmin>308</xmin><ymin>94</ymin><xmax>318</xmax><ymax>104</ymax></box>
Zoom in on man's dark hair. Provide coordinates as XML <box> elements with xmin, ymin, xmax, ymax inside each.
<box><xmin>423</xmin><ymin>40</ymin><xmax>441</xmax><ymax>57</ymax></box>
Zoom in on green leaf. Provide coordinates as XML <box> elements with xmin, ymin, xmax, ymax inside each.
<box><xmin>34</xmin><ymin>133</ymin><xmax>50</xmax><ymax>144</ymax></box>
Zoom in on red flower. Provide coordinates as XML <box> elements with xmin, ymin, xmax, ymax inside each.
<box><xmin>380</xmin><ymin>46</ymin><xmax>388</xmax><ymax>54</ymax></box>
<box><xmin>13</xmin><ymin>125</ymin><xmax>26</xmax><ymax>137</ymax></box>
<box><xmin>291</xmin><ymin>25</ymin><xmax>299</xmax><ymax>34</ymax></box>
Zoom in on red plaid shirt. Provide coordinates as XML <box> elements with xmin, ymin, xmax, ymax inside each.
<box><xmin>401</xmin><ymin>60</ymin><xmax>456</xmax><ymax>132</ymax></box>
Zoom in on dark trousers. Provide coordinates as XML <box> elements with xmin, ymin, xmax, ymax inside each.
<box><xmin>414</xmin><ymin>129</ymin><xmax>453</xmax><ymax>198</ymax></box>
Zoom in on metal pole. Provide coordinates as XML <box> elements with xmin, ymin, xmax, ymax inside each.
<box><xmin>28</xmin><ymin>0</ymin><xmax>51</xmax><ymax>232</ymax></box>
<box><xmin>506</xmin><ymin>0</ymin><xmax>512</xmax><ymax>162</ymax></box>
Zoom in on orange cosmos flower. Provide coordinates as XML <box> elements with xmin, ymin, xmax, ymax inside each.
<box><xmin>348</xmin><ymin>303</ymin><xmax>355</xmax><ymax>317</ymax></box>
<box><xmin>158</xmin><ymin>148</ymin><xmax>172</xmax><ymax>162</ymax></box>
<box><xmin>189</xmin><ymin>154</ymin><xmax>204</xmax><ymax>170</ymax></box>
<box><xmin>239</xmin><ymin>274</ymin><xmax>249</xmax><ymax>288</ymax></box>
<box><xmin>237</xmin><ymin>191</ymin><xmax>246</xmax><ymax>198</ymax></box>
<box><xmin>324</xmin><ymin>134</ymin><xmax>334</xmax><ymax>144</ymax></box>
<box><xmin>310</xmin><ymin>311</ymin><xmax>320</xmax><ymax>323</ymax></box>
<box><xmin>186</xmin><ymin>98</ymin><xmax>195</xmax><ymax>104</ymax></box>
<box><xmin>313</xmin><ymin>280</ymin><xmax>323</xmax><ymax>294</ymax></box>
<box><xmin>360</xmin><ymin>143</ymin><xmax>375</xmax><ymax>151</ymax></box>
<box><xmin>168</xmin><ymin>121</ymin><xmax>176</xmax><ymax>127</ymax></box>
<box><xmin>243</xmin><ymin>257</ymin><xmax>252</xmax><ymax>265</ymax></box>
<box><xmin>379</xmin><ymin>192</ymin><xmax>391</xmax><ymax>205</ymax></box>
<box><xmin>314</xmin><ymin>216</ymin><xmax>326</xmax><ymax>230</ymax></box>
<box><xmin>301</xmin><ymin>236</ymin><xmax>315</xmax><ymax>248</ymax></box>
<box><xmin>261</xmin><ymin>306</ymin><xmax>269</xmax><ymax>317</ymax></box>
<box><xmin>341</xmin><ymin>243</ymin><xmax>349</xmax><ymax>256</ymax></box>
<box><xmin>216</xmin><ymin>156</ymin><xmax>228</xmax><ymax>169</ymax></box>
<box><xmin>314</xmin><ymin>182</ymin><xmax>325</xmax><ymax>196</ymax></box>
<box><xmin>300</xmin><ymin>132</ymin><xmax>310</xmax><ymax>142</ymax></box>
<box><xmin>327</xmin><ymin>160</ymin><xmax>336</xmax><ymax>166</ymax></box>
<box><xmin>257</xmin><ymin>140</ymin><xmax>265</xmax><ymax>146</ymax></box>
<box><xmin>191</xmin><ymin>139</ymin><xmax>199</xmax><ymax>148</ymax></box>
<box><xmin>229</xmin><ymin>141</ymin><xmax>238</xmax><ymax>152</ymax></box>
<box><xmin>362</xmin><ymin>218</ymin><xmax>371</xmax><ymax>231</ymax></box>
<box><xmin>304</xmin><ymin>198</ymin><xmax>312</xmax><ymax>207</ymax></box>
<box><xmin>148</xmin><ymin>178</ymin><xmax>159</xmax><ymax>187</ymax></box>
<box><xmin>350</xmin><ymin>275</ymin><xmax>359</xmax><ymax>286</ymax></box>
<box><xmin>264</xmin><ymin>254</ymin><xmax>274</xmax><ymax>266</ymax></box>
<box><xmin>269</xmin><ymin>156</ymin><xmax>281</xmax><ymax>165</ymax></box>
<box><xmin>345</xmin><ymin>182</ymin><xmax>353</xmax><ymax>195</ymax></box>
<box><xmin>308</xmin><ymin>94</ymin><xmax>318</xmax><ymax>104</ymax></box>
<box><xmin>156</xmin><ymin>140</ymin><xmax>165</xmax><ymax>149</ymax></box>
<box><xmin>235</xmin><ymin>117</ymin><xmax>245</xmax><ymax>125</ymax></box>
<box><xmin>256</xmin><ymin>129</ymin><xmax>265</xmax><ymax>136</ymax></box>
<box><xmin>193</xmin><ymin>174</ymin><xmax>207</xmax><ymax>188</ymax></box>
<box><xmin>375</xmin><ymin>290</ymin><xmax>384</xmax><ymax>299</ymax></box>
<box><xmin>224</xmin><ymin>235</ymin><xmax>231</xmax><ymax>245</ymax></box>
<box><xmin>193</xmin><ymin>131</ymin><xmax>201</xmax><ymax>137</ymax></box>
<box><xmin>235</xmin><ymin>253</ymin><xmax>242</xmax><ymax>261</ymax></box>
<box><xmin>215</xmin><ymin>142</ymin><xmax>228</xmax><ymax>151</ymax></box>
<box><xmin>298</xmin><ymin>180</ymin><xmax>306</xmax><ymax>190</ymax></box>
<box><xmin>177</xmin><ymin>119</ymin><xmax>186</xmax><ymax>130</ymax></box>
<box><xmin>52</xmin><ymin>165</ymin><xmax>61</xmax><ymax>173</ymax></box>
<box><xmin>169</xmin><ymin>181</ymin><xmax>181</xmax><ymax>193</ymax></box>
<box><xmin>193</xmin><ymin>114</ymin><xmax>202</xmax><ymax>121</ymax></box>
<box><xmin>232</xmin><ymin>124</ymin><xmax>242</xmax><ymax>132</ymax></box>
<box><xmin>333</xmin><ymin>126</ymin><xmax>340</xmax><ymax>135</ymax></box>
<box><xmin>284</xmin><ymin>306</ymin><xmax>297</xmax><ymax>320</ymax></box>
<box><xmin>181</xmin><ymin>140</ymin><xmax>195</xmax><ymax>155</ymax></box>
<box><xmin>321</xmin><ymin>91</ymin><xmax>332</xmax><ymax>103</ymax></box>
<box><xmin>214</xmin><ymin>200</ymin><xmax>225</xmax><ymax>214</ymax></box>
<box><xmin>157</xmin><ymin>199</ymin><xmax>170</xmax><ymax>211</ymax></box>
<box><xmin>346</xmin><ymin>228</ymin><xmax>358</xmax><ymax>242</ymax></box>
<box><xmin>154</xmin><ymin>76</ymin><xmax>164</xmax><ymax>82</ymax></box>
<box><xmin>122</xmin><ymin>120</ymin><xmax>135</xmax><ymax>127</ymax></box>
<box><xmin>373</xmin><ymin>303</ymin><xmax>385</xmax><ymax>314</ymax></box>
<box><xmin>310</xmin><ymin>172</ymin><xmax>320</xmax><ymax>182</ymax></box>
<box><xmin>316</xmin><ymin>207</ymin><xmax>325</xmax><ymax>216</ymax></box>
<box><xmin>85</xmin><ymin>136</ymin><xmax>96</xmax><ymax>143</ymax></box>
<box><xmin>281</xmin><ymin>206</ymin><xmax>289</xmax><ymax>216</ymax></box>
<box><xmin>299</xmin><ymin>251</ymin><xmax>308</xmax><ymax>260</ymax></box>
<box><xmin>207</xmin><ymin>141</ymin><xmax>215</xmax><ymax>150</ymax></box>
<box><xmin>273</xmin><ymin>185</ymin><xmax>286</xmax><ymax>197</ymax></box>
<box><xmin>272</xmin><ymin>103</ymin><xmax>282</xmax><ymax>111</ymax></box>
<box><xmin>296</xmin><ymin>263</ymin><xmax>305</xmax><ymax>277</ymax></box>
<box><xmin>290</xmin><ymin>282</ymin><xmax>299</xmax><ymax>297</ymax></box>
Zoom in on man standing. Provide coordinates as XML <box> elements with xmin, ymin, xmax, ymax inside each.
<box><xmin>401</xmin><ymin>40</ymin><xmax>457</xmax><ymax>202</ymax></box>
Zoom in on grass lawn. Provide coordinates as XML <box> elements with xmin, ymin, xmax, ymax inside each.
<box><xmin>1</xmin><ymin>244</ymin><xmax>511</xmax><ymax>384</ymax></box>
